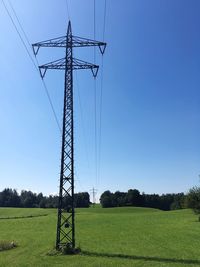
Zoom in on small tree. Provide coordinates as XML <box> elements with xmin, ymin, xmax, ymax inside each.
<box><xmin>186</xmin><ymin>186</ymin><xmax>200</xmax><ymax>216</ymax></box>
<box><xmin>126</xmin><ymin>189</ymin><xmax>143</xmax><ymax>207</ymax></box>
<box><xmin>100</xmin><ymin>191</ymin><xmax>113</xmax><ymax>208</ymax></box>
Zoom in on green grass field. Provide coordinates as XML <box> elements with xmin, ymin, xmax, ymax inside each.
<box><xmin>0</xmin><ymin>206</ymin><xmax>199</xmax><ymax>267</ymax></box>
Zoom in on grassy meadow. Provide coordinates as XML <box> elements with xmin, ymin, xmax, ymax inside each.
<box><xmin>0</xmin><ymin>206</ymin><xmax>199</xmax><ymax>267</ymax></box>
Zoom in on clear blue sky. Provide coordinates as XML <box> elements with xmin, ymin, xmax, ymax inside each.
<box><xmin>0</xmin><ymin>0</ymin><xmax>200</xmax><ymax>200</ymax></box>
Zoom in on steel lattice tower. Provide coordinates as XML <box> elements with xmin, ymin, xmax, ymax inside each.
<box><xmin>32</xmin><ymin>21</ymin><xmax>106</xmax><ymax>250</ymax></box>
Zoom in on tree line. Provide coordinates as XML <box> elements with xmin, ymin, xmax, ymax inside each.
<box><xmin>0</xmin><ymin>188</ymin><xmax>90</xmax><ymax>208</ymax></box>
<box><xmin>100</xmin><ymin>189</ymin><xmax>185</xmax><ymax>210</ymax></box>
<box><xmin>2</xmin><ymin>187</ymin><xmax>200</xmax><ymax>213</ymax></box>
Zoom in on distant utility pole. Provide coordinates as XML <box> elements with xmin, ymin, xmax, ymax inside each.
<box><xmin>32</xmin><ymin>21</ymin><xmax>106</xmax><ymax>251</ymax></box>
<box><xmin>90</xmin><ymin>188</ymin><xmax>98</xmax><ymax>207</ymax></box>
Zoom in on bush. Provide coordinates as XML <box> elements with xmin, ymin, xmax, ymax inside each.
<box><xmin>186</xmin><ymin>186</ymin><xmax>200</xmax><ymax>214</ymax></box>
<box><xmin>100</xmin><ymin>191</ymin><xmax>114</xmax><ymax>208</ymax></box>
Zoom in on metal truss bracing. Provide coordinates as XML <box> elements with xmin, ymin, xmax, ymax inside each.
<box><xmin>39</xmin><ymin>58</ymin><xmax>99</xmax><ymax>79</ymax></box>
<box><xmin>32</xmin><ymin>21</ymin><xmax>106</xmax><ymax>250</ymax></box>
<box><xmin>32</xmin><ymin>35</ymin><xmax>106</xmax><ymax>55</ymax></box>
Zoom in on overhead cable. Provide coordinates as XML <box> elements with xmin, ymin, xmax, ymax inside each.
<box><xmin>93</xmin><ymin>0</ymin><xmax>98</xmax><ymax>187</ymax></box>
<box><xmin>98</xmin><ymin>0</ymin><xmax>107</xmax><ymax>184</ymax></box>
<box><xmin>2</xmin><ymin>0</ymin><xmax>61</xmax><ymax>133</ymax></box>
<box><xmin>65</xmin><ymin>0</ymin><xmax>70</xmax><ymax>20</ymax></box>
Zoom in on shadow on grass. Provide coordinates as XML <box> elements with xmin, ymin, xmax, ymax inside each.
<box><xmin>81</xmin><ymin>250</ymin><xmax>200</xmax><ymax>265</ymax></box>
<box><xmin>0</xmin><ymin>214</ymin><xmax>48</xmax><ymax>220</ymax></box>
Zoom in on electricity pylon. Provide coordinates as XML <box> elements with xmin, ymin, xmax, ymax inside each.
<box><xmin>90</xmin><ymin>187</ymin><xmax>98</xmax><ymax>207</ymax></box>
<box><xmin>32</xmin><ymin>21</ymin><xmax>106</xmax><ymax>251</ymax></box>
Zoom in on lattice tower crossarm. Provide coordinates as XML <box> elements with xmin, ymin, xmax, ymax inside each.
<box><xmin>32</xmin><ymin>21</ymin><xmax>106</xmax><ymax>251</ymax></box>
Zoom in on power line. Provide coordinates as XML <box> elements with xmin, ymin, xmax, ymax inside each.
<box><xmin>40</xmin><ymin>80</ymin><xmax>62</xmax><ymax>132</ymax></box>
<box><xmin>93</xmin><ymin>0</ymin><xmax>96</xmax><ymax>63</ymax></box>
<box><xmin>7</xmin><ymin>0</ymin><xmax>31</xmax><ymax>47</ymax></box>
<box><xmin>75</xmin><ymin>71</ymin><xmax>90</xmax><ymax>171</ymax></box>
<box><xmin>65</xmin><ymin>0</ymin><xmax>70</xmax><ymax>20</ymax></box>
<box><xmin>103</xmin><ymin>0</ymin><xmax>107</xmax><ymax>41</ymax></box>
<box><xmin>1</xmin><ymin>0</ymin><xmax>61</xmax><ymax>133</ymax></box>
<box><xmin>98</xmin><ymin>0</ymin><xmax>107</xmax><ymax>184</ymax></box>
<box><xmin>94</xmin><ymin>80</ymin><xmax>98</xmax><ymax>186</ymax></box>
<box><xmin>74</xmin><ymin>171</ymin><xmax>87</xmax><ymax>192</ymax></box>
<box><xmin>93</xmin><ymin>0</ymin><xmax>98</xmax><ymax>187</ymax></box>
<box><xmin>1</xmin><ymin>0</ymin><xmax>37</xmax><ymax>72</ymax></box>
